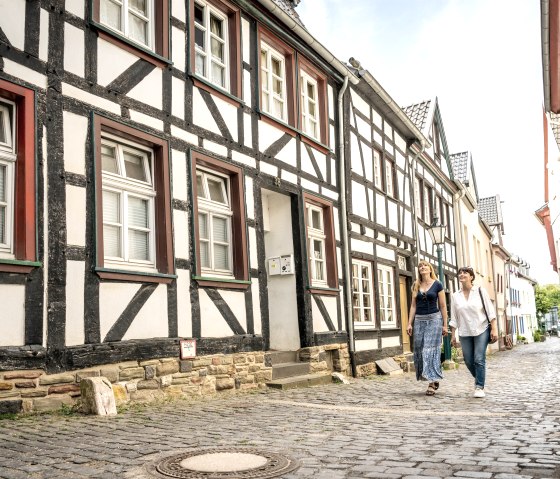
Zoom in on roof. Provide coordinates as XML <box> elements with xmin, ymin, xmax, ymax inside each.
<box><xmin>402</xmin><ymin>100</ymin><xmax>432</xmax><ymax>132</ymax></box>
<box><xmin>449</xmin><ymin>151</ymin><xmax>469</xmax><ymax>183</ymax></box>
<box><xmin>270</xmin><ymin>0</ymin><xmax>305</xmax><ymax>27</ymax></box>
<box><xmin>478</xmin><ymin>195</ymin><xmax>504</xmax><ymax>233</ymax></box>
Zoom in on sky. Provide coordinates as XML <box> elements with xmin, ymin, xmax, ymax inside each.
<box><xmin>297</xmin><ymin>0</ymin><xmax>559</xmax><ymax>285</ymax></box>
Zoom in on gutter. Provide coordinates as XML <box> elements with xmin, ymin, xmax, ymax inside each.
<box><xmin>337</xmin><ymin>74</ymin><xmax>357</xmax><ymax>377</ymax></box>
<box><xmin>542</xmin><ymin>0</ymin><xmax>551</xmax><ymax>111</ymax></box>
<box><xmin>252</xmin><ymin>0</ymin><xmax>359</xmax><ymax>85</ymax></box>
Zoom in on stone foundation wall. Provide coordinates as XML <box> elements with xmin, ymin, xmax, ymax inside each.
<box><xmin>0</xmin><ymin>344</ymin><xmax>351</xmax><ymax>415</ymax></box>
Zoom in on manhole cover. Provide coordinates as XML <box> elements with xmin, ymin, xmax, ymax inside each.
<box><xmin>155</xmin><ymin>447</ymin><xmax>300</xmax><ymax>478</ymax></box>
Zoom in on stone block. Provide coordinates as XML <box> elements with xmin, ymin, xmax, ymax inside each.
<box><xmin>100</xmin><ymin>367</ymin><xmax>119</xmax><ymax>383</ymax></box>
<box><xmin>112</xmin><ymin>384</ymin><xmax>128</xmax><ymax>406</ymax></box>
<box><xmin>0</xmin><ymin>382</ymin><xmax>13</xmax><ymax>391</ymax></box>
<box><xmin>48</xmin><ymin>384</ymin><xmax>81</xmax><ymax>395</ymax></box>
<box><xmin>144</xmin><ymin>365</ymin><xmax>156</xmax><ymax>380</ymax></box>
<box><xmin>332</xmin><ymin>372</ymin><xmax>350</xmax><ymax>384</ymax></box>
<box><xmin>0</xmin><ymin>400</ymin><xmax>22</xmax><ymax>414</ymax></box>
<box><xmin>20</xmin><ymin>390</ymin><xmax>47</xmax><ymax>398</ymax></box>
<box><xmin>375</xmin><ymin>358</ymin><xmax>402</xmax><ymax>375</ymax></box>
<box><xmin>233</xmin><ymin>355</ymin><xmax>247</xmax><ymax>364</ymax></box>
<box><xmin>39</xmin><ymin>373</ymin><xmax>75</xmax><ymax>386</ymax></box>
<box><xmin>130</xmin><ymin>389</ymin><xmax>165</xmax><ymax>402</ymax></box>
<box><xmin>14</xmin><ymin>380</ymin><xmax>36</xmax><ymax>389</ymax></box>
<box><xmin>179</xmin><ymin>360</ymin><xmax>193</xmax><ymax>373</ymax></box>
<box><xmin>254</xmin><ymin>370</ymin><xmax>273</xmax><ymax>383</ymax></box>
<box><xmin>240</xmin><ymin>383</ymin><xmax>259</xmax><ymax>390</ymax></box>
<box><xmin>80</xmin><ymin>377</ymin><xmax>117</xmax><ymax>416</ymax></box>
<box><xmin>181</xmin><ymin>385</ymin><xmax>201</xmax><ymax>396</ymax></box>
<box><xmin>201</xmin><ymin>377</ymin><xmax>216</xmax><ymax>395</ymax></box>
<box><xmin>198</xmin><ymin>368</ymin><xmax>208</xmax><ymax>377</ymax></box>
<box><xmin>137</xmin><ymin>379</ymin><xmax>159</xmax><ymax>390</ymax></box>
<box><xmin>0</xmin><ymin>390</ymin><xmax>20</xmax><ymax>399</ymax></box>
<box><xmin>221</xmin><ymin>356</ymin><xmax>234</xmax><ymax>365</ymax></box>
<box><xmin>310</xmin><ymin>361</ymin><xmax>329</xmax><ymax>373</ymax></box>
<box><xmin>3</xmin><ymin>371</ymin><xmax>42</xmax><ymax>380</ymax></box>
<box><xmin>33</xmin><ymin>395</ymin><xmax>74</xmax><ymax>413</ymax></box>
<box><xmin>171</xmin><ymin>378</ymin><xmax>191</xmax><ymax>385</ymax></box>
<box><xmin>157</xmin><ymin>360</ymin><xmax>179</xmax><ymax>376</ymax></box>
<box><xmin>118</xmin><ymin>361</ymin><xmax>140</xmax><ymax>369</ymax></box>
<box><xmin>209</xmin><ymin>365</ymin><xmax>233</xmax><ymax>375</ymax></box>
<box><xmin>125</xmin><ymin>382</ymin><xmax>137</xmax><ymax>393</ymax></box>
<box><xmin>75</xmin><ymin>370</ymin><xmax>100</xmax><ymax>381</ymax></box>
<box><xmin>193</xmin><ymin>359</ymin><xmax>212</xmax><ymax>368</ymax></box>
<box><xmin>248</xmin><ymin>365</ymin><xmax>262</xmax><ymax>373</ymax></box>
<box><xmin>159</xmin><ymin>375</ymin><xmax>172</xmax><ymax>388</ymax></box>
<box><xmin>216</xmin><ymin>378</ymin><xmax>235</xmax><ymax>391</ymax></box>
<box><xmin>139</xmin><ymin>359</ymin><xmax>160</xmax><ymax>366</ymax></box>
<box><xmin>212</xmin><ymin>356</ymin><xmax>223</xmax><ymax>365</ymax></box>
<box><xmin>119</xmin><ymin>367</ymin><xmax>145</xmax><ymax>381</ymax></box>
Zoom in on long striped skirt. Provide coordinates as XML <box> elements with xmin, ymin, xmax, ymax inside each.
<box><xmin>413</xmin><ymin>312</ymin><xmax>444</xmax><ymax>382</ymax></box>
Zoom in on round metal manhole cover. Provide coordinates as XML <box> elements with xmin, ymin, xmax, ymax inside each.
<box><xmin>155</xmin><ymin>447</ymin><xmax>300</xmax><ymax>478</ymax></box>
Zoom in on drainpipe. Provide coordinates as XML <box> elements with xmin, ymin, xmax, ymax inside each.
<box><xmin>337</xmin><ymin>74</ymin><xmax>357</xmax><ymax>377</ymax></box>
<box><xmin>452</xmin><ymin>188</ymin><xmax>466</xmax><ymax>266</ymax></box>
<box><xmin>409</xmin><ymin>141</ymin><xmax>427</xmax><ymax>267</ymax></box>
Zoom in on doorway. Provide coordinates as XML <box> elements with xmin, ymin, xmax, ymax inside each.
<box><xmin>399</xmin><ymin>276</ymin><xmax>411</xmax><ymax>353</ymax></box>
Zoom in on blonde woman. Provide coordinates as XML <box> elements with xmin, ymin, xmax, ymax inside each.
<box><xmin>407</xmin><ymin>260</ymin><xmax>448</xmax><ymax>395</ymax></box>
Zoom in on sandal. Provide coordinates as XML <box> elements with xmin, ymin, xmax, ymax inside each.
<box><xmin>433</xmin><ymin>382</ymin><xmax>440</xmax><ymax>390</ymax></box>
<box><xmin>426</xmin><ymin>385</ymin><xmax>436</xmax><ymax>396</ymax></box>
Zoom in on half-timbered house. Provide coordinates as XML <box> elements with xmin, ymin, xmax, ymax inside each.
<box><xmin>0</xmin><ymin>0</ymin><xmax>358</xmax><ymax>411</ymax></box>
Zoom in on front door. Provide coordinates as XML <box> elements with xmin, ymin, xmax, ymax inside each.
<box><xmin>399</xmin><ymin>276</ymin><xmax>411</xmax><ymax>352</ymax></box>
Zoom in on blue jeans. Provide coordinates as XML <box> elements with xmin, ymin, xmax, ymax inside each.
<box><xmin>459</xmin><ymin>328</ymin><xmax>490</xmax><ymax>388</ymax></box>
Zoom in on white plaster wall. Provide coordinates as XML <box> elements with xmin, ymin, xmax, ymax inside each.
<box><xmin>361</xmin><ymin>141</ymin><xmax>373</xmax><ymax>181</ymax></box>
<box><xmin>248</xmin><ymin>226</ymin><xmax>258</xmax><ymax>270</ymax></box>
<box><xmin>384</xmin><ymin>122</ymin><xmax>393</xmax><ymax>139</ymax></box>
<box><xmin>171</xmin><ymin>149</ymin><xmax>188</xmax><ymax>201</ymax></box>
<box><xmin>404</xmin><ymin>210</ymin><xmax>413</xmax><ymax>238</ymax></box>
<box><xmin>171</xmin><ymin>0</ymin><xmax>186</xmax><ymax>22</ymax></box>
<box><xmin>171</xmin><ymin>26</ymin><xmax>186</xmax><ymax>72</ymax></box>
<box><xmin>300</xmin><ymin>178</ymin><xmax>319</xmax><ymax>193</ymax></box>
<box><xmin>264</xmin><ymin>190</ymin><xmax>299</xmax><ymax>350</ymax></box>
<box><xmin>232</xmin><ymin>150</ymin><xmax>256</xmax><ymax>168</ymax></box>
<box><xmin>351</xmin><ymin>181</ymin><xmax>368</xmax><ymax>218</ymax></box>
<box><xmin>275</xmin><ymin>138</ymin><xmax>297</xmax><ymax>167</ymax></box>
<box><xmin>122</xmin><ymin>286</ymin><xmax>168</xmax><ymax>340</ymax></box>
<box><xmin>214</xmin><ymin>96</ymin><xmax>238</xmax><ymax>142</ymax></box>
<box><xmin>39</xmin><ymin>8</ymin><xmax>49</xmax><ymax>62</ymax></box>
<box><xmin>62</xmin><ymin>82</ymin><xmax>120</xmax><ymax>114</ymax></box>
<box><xmin>300</xmin><ymin>144</ymin><xmax>317</xmax><ymax>176</ymax></box>
<box><xmin>350</xmin><ymin>134</ymin><xmax>361</xmax><ymax>173</ymax></box>
<box><xmin>66</xmin><ymin>0</ymin><xmax>84</xmax><ymax>18</ymax></box>
<box><xmin>243</xmin><ymin>112</ymin><xmax>252</xmax><ymax>148</ymax></box>
<box><xmin>199</xmin><ymin>289</ymin><xmax>233</xmax><ymax>337</ymax></box>
<box><xmin>322</xmin><ymin>187</ymin><xmax>337</xmax><ymax>201</ymax></box>
<box><xmin>0</xmin><ymin>0</ymin><xmax>26</xmax><ymax>50</ymax></box>
<box><xmin>130</xmin><ymin>110</ymin><xmax>164</xmax><ymax>132</ymax></box>
<box><xmin>172</xmin><ymin>77</ymin><xmax>185</xmax><ymax>120</ymax></box>
<box><xmin>251</xmin><ymin>278</ymin><xmax>262</xmax><ymax>335</ymax></box>
<box><xmin>281</xmin><ymin>169</ymin><xmax>297</xmax><ymax>185</ymax></box>
<box><xmin>376</xmin><ymin>193</ymin><xmax>386</xmax><ymax>226</ymax></box>
<box><xmin>333</xmin><ymin>206</ymin><xmax>340</xmax><ymax>242</ymax></box>
<box><xmin>63</xmin><ymin>111</ymin><xmax>88</xmax><ymax>175</ymax></box>
<box><xmin>323</xmin><ymin>295</ymin><xmax>339</xmax><ymax>330</ymax></box>
<box><xmin>0</xmin><ymin>284</ymin><xmax>25</xmax><ymax>346</ymax></box>
<box><xmin>260</xmin><ymin>161</ymin><xmax>278</xmax><ymax>177</ymax></box>
<box><xmin>99</xmin><ymin>283</ymin><xmax>138</xmax><ymax>340</ymax></box>
<box><xmin>355</xmin><ymin>339</ymin><xmax>378</xmax><ymax>352</ymax></box>
<box><xmin>384</xmin><ymin>141</ymin><xmax>395</xmax><ymax>157</ymax></box>
<box><xmin>388</xmin><ymin>201</ymin><xmax>398</xmax><ymax>231</ymax></box>
<box><xmin>220</xmin><ymin>290</ymin><xmax>248</xmax><ymax>332</ymax></box>
<box><xmin>396</xmin><ymin>150</ymin><xmax>406</xmax><ymax>169</ymax></box>
<box><xmin>203</xmin><ymin>140</ymin><xmax>228</xmax><ymax>158</ymax></box>
<box><xmin>381</xmin><ymin>336</ymin><xmax>400</xmax><ymax>348</ymax></box>
<box><xmin>376</xmin><ymin>245</ymin><xmax>396</xmax><ymax>262</ymax></box>
<box><xmin>243</xmin><ymin>70</ymin><xmax>251</xmax><ymax>106</ymax></box>
<box><xmin>64</xmin><ymin>23</ymin><xmax>84</xmax><ymax>77</ymax></box>
<box><xmin>372</xmin><ymin>108</ymin><xmax>382</xmax><ymax>129</ymax></box>
<box><xmin>245</xmin><ymin>175</ymin><xmax>255</xmax><ymax>220</ymax></box>
<box><xmin>311</xmin><ymin>297</ymin><xmax>326</xmax><ymax>333</ymax></box>
<box><xmin>176</xmin><ymin>269</ymin><xmax>192</xmax><ymax>338</ymax></box>
<box><xmin>65</xmin><ymin>260</ymin><xmax>85</xmax><ymax>346</ymax></box>
<box><xmin>350</xmin><ymin>238</ymin><xmax>372</xmax><ymax>255</ymax></box>
<box><xmin>350</xmin><ymin>89</ymin><xmax>369</xmax><ymax>117</ymax></box>
<box><xmin>373</xmin><ymin>130</ymin><xmax>382</xmax><ymax>146</ymax></box>
<box><xmin>258</xmin><ymin>121</ymin><xmax>283</xmax><ymax>152</ymax></box>
<box><xmin>355</xmin><ymin>114</ymin><xmax>370</xmax><ymax>140</ymax></box>
<box><xmin>4</xmin><ymin>59</ymin><xmax>47</xmax><ymax>89</ymax></box>
<box><xmin>171</xmin><ymin>124</ymin><xmax>199</xmax><ymax>145</ymax></box>
<box><xmin>128</xmin><ymin>69</ymin><xmax>162</xmax><ymax>109</ymax></box>
<box><xmin>97</xmin><ymin>39</ymin><xmax>138</xmax><ymax>87</ymax></box>
<box><xmin>241</xmin><ymin>18</ymin><xmax>251</xmax><ymax>63</ymax></box>
<box><xmin>173</xmin><ymin>209</ymin><xmax>189</xmax><ymax>260</ymax></box>
<box><xmin>328</xmin><ymin>85</ymin><xmax>334</xmax><ymax>121</ymax></box>
<box><xmin>66</xmin><ymin>185</ymin><xmax>86</xmax><ymax>246</ymax></box>
<box><xmin>193</xmin><ymin>89</ymin><xmax>221</xmax><ymax>135</ymax></box>
<box><xmin>395</xmin><ymin>133</ymin><xmax>406</xmax><ymax>152</ymax></box>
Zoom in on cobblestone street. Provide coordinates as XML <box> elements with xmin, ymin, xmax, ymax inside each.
<box><xmin>1</xmin><ymin>338</ymin><xmax>559</xmax><ymax>479</ymax></box>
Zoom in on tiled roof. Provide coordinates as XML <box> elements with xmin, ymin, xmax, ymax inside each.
<box><xmin>270</xmin><ymin>0</ymin><xmax>305</xmax><ymax>27</ymax></box>
<box><xmin>402</xmin><ymin>100</ymin><xmax>431</xmax><ymax>132</ymax></box>
<box><xmin>449</xmin><ymin>151</ymin><xmax>469</xmax><ymax>183</ymax></box>
<box><xmin>478</xmin><ymin>195</ymin><xmax>503</xmax><ymax>226</ymax></box>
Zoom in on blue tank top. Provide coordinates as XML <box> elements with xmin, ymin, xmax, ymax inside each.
<box><xmin>416</xmin><ymin>280</ymin><xmax>443</xmax><ymax>315</ymax></box>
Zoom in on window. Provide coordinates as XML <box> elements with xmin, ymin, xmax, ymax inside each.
<box><xmin>414</xmin><ymin>177</ymin><xmax>421</xmax><ymax>217</ymax></box>
<box><xmin>92</xmin><ymin>0</ymin><xmax>169</xmax><ymax>61</ymax></box>
<box><xmin>352</xmin><ymin>259</ymin><xmax>374</xmax><ymax>326</ymax></box>
<box><xmin>190</xmin><ymin>0</ymin><xmax>241</xmax><ymax>98</ymax></box>
<box><xmin>192</xmin><ymin>152</ymin><xmax>248</xmax><ymax>287</ymax></box>
<box><xmin>0</xmin><ymin>80</ymin><xmax>36</xmax><ymax>273</ymax></box>
<box><xmin>196</xmin><ymin>168</ymin><xmax>233</xmax><ymax>276</ymax></box>
<box><xmin>300</xmin><ymin>70</ymin><xmax>318</xmax><ymax>139</ymax></box>
<box><xmin>385</xmin><ymin>160</ymin><xmax>395</xmax><ymax>197</ymax></box>
<box><xmin>303</xmin><ymin>193</ymin><xmax>338</xmax><ymax>292</ymax></box>
<box><xmin>261</xmin><ymin>41</ymin><xmax>288</xmax><ymax>122</ymax></box>
<box><xmin>423</xmin><ymin>185</ymin><xmax>432</xmax><ymax>222</ymax></box>
<box><xmin>101</xmin><ymin>135</ymin><xmax>156</xmax><ymax>268</ymax></box>
<box><xmin>94</xmin><ymin>115</ymin><xmax>173</xmax><ymax>282</ymax></box>
<box><xmin>377</xmin><ymin>264</ymin><xmax>396</xmax><ymax>328</ymax></box>
<box><xmin>374</xmin><ymin>149</ymin><xmax>383</xmax><ymax>189</ymax></box>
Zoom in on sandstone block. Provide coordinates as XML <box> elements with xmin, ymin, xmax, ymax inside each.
<box><xmin>38</xmin><ymin>373</ymin><xmax>75</xmax><ymax>386</ymax></box>
<box><xmin>0</xmin><ymin>390</ymin><xmax>20</xmax><ymax>399</ymax></box>
<box><xmin>193</xmin><ymin>359</ymin><xmax>212</xmax><ymax>368</ymax></box>
<box><xmin>80</xmin><ymin>377</ymin><xmax>117</xmax><ymax>416</ymax></box>
<box><xmin>20</xmin><ymin>390</ymin><xmax>47</xmax><ymax>398</ymax></box>
<box><xmin>118</xmin><ymin>361</ymin><xmax>139</xmax><ymax>369</ymax></box>
<box><xmin>159</xmin><ymin>375</ymin><xmax>172</xmax><ymax>388</ymax></box>
<box><xmin>209</xmin><ymin>365</ymin><xmax>233</xmax><ymax>375</ymax></box>
<box><xmin>48</xmin><ymin>384</ymin><xmax>81</xmax><ymax>395</ymax></box>
<box><xmin>15</xmin><ymin>381</ymin><xmax>36</xmax><ymax>389</ymax></box>
<box><xmin>75</xmin><ymin>370</ymin><xmax>100</xmax><ymax>381</ymax></box>
<box><xmin>310</xmin><ymin>361</ymin><xmax>329</xmax><ymax>373</ymax></box>
<box><xmin>137</xmin><ymin>379</ymin><xmax>159</xmax><ymax>390</ymax></box>
<box><xmin>181</xmin><ymin>385</ymin><xmax>201</xmax><ymax>396</ymax></box>
<box><xmin>33</xmin><ymin>395</ymin><xmax>73</xmax><ymax>413</ymax></box>
<box><xmin>125</xmin><ymin>382</ymin><xmax>137</xmax><ymax>393</ymax></box>
<box><xmin>215</xmin><ymin>378</ymin><xmax>235</xmax><ymax>391</ymax></box>
<box><xmin>119</xmin><ymin>367</ymin><xmax>145</xmax><ymax>381</ymax></box>
<box><xmin>201</xmin><ymin>377</ymin><xmax>216</xmax><ymax>395</ymax></box>
<box><xmin>233</xmin><ymin>354</ymin><xmax>247</xmax><ymax>364</ymax></box>
<box><xmin>171</xmin><ymin>378</ymin><xmax>191</xmax><ymax>385</ymax></box>
<box><xmin>221</xmin><ymin>356</ymin><xmax>233</xmax><ymax>365</ymax></box>
<box><xmin>112</xmin><ymin>384</ymin><xmax>128</xmax><ymax>406</ymax></box>
<box><xmin>139</xmin><ymin>359</ymin><xmax>160</xmax><ymax>366</ymax></box>
<box><xmin>100</xmin><ymin>367</ymin><xmax>119</xmax><ymax>383</ymax></box>
<box><xmin>254</xmin><ymin>370</ymin><xmax>273</xmax><ymax>382</ymax></box>
<box><xmin>3</xmin><ymin>371</ymin><xmax>42</xmax><ymax>380</ymax></box>
<box><xmin>156</xmin><ymin>361</ymin><xmax>179</xmax><ymax>376</ymax></box>
<box><xmin>0</xmin><ymin>382</ymin><xmax>13</xmax><ymax>391</ymax></box>
<box><xmin>130</xmin><ymin>389</ymin><xmax>164</xmax><ymax>403</ymax></box>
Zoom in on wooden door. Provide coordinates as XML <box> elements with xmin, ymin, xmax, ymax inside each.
<box><xmin>399</xmin><ymin>276</ymin><xmax>411</xmax><ymax>352</ymax></box>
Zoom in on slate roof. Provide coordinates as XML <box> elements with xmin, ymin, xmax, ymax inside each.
<box><xmin>270</xmin><ymin>0</ymin><xmax>305</xmax><ymax>27</ymax></box>
<box><xmin>402</xmin><ymin>100</ymin><xmax>431</xmax><ymax>132</ymax></box>
<box><xmin>449</xmin><ymin>151</ymin><xmax>469</xmax><ymax>183</ymax></box>
<box><xmin>478</xmin><ymin>195</ymin><xmax>504</xmax><ymax>234</ymax></box>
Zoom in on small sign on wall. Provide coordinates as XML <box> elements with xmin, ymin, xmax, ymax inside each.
<box><xmin>180</xmin><ymin>339</ymin><xmax>197</xmax><ymax>359</ymax></box>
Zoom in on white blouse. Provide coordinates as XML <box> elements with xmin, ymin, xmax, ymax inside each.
<box><xmin>449</xmin><ymin>286</ymin><xmax>496</xmax><ymax>337</ymax></box>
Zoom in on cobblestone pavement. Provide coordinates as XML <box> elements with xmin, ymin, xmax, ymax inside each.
<box><xmin>1</xmin><ymin>338</ymin><xmax>559</xmax><ymax>479</ymax></box>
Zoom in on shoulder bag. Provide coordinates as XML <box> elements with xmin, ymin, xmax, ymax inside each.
<box><xmin>479</xmin><ymin>287</ymin><xmax>497</xmax><ymax>343</ymax></box>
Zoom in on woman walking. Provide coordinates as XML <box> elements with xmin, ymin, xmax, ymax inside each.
<box><xmin>449</xmin><ymin>266</ymin><xmax>498</xmax><ymax>398</ymax></box>
<box><xmin>407</xmin><ymin>260</ymin><xmax>448</xmax><ymax>396</ymax></box>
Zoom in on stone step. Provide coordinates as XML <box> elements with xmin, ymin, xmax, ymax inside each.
<box><xmin>271</xmin><ymin>362</ymin><xmax>311</xmax><ymax>380</ymax></box>
<box><xmin>266</xmin><ymin>373</ymin><xmax>332</xmax><ymax>390</ymax></box>
<box><xmin>265</xmin><ymin>351</ymin><xmax>298</xmax><ymax>366</ymax></box>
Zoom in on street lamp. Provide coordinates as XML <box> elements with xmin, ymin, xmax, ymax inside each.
<box><xmin>427</xmin><ymin>217</ymin><xmax>453</xmax><ymax>364</ymax></box>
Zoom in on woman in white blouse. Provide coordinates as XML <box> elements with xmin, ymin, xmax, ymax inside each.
<box><xmin>449</xmin><ymin>266</ymin><xmax>498</xmax><ymax>398</ymax></box>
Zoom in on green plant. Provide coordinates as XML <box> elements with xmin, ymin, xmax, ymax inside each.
<box><xmin>450</xmin><ymin>346</ymin><xmax>459</xmax><ymax>362</ymax></box>
<box><xmin>533</xmin><ymin>330</ymin><xmax>542</xmax><ymax>342</ymax></box>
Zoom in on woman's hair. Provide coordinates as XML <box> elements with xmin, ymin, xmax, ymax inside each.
<box><xmin>458</xmin><ymin>266</ymin><xmax>476</xmax><ymax>282</ymax></box>
<box><xmin>412</xmin><ymin>260</ymin><xmax>438</xmax><ymax>295</ymax></box>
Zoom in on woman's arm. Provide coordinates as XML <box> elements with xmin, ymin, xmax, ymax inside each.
<box><xmin>406</xmin><ymin>295</ymin><xmax>417</xmax><ymax>336</ymax></box>
<box><xmin>438</xmin><ymin>288</ymin><xmax>448</xmax><ymax>336</ymax></box>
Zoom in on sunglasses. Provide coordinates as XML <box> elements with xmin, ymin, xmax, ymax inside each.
<box><xmin>458</xmin><ymin>267</ymin><xmax>474</xmax><ymax>274</ymax></box>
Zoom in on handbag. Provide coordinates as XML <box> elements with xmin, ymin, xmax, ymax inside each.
<box><xmin>479</xmin><ymin>287</ymin><xmax>497</xmax><ymax>344</ymax></box>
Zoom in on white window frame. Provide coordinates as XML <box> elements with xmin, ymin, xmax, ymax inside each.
<box><xmin>196</xmin><ymin>167</ymin><xmax>234</xmax><ymax>278</ymax></box>
<box><xmin>99</xmin><ymin>0</ymin><xmax>155</xmax><ymax>50</ymax></box>
<box><xmin>423</xmin><ymin>185</ymin><xmax>431</xmax><ymax>222</ymax></box>
<box><xmin>352</xmin><ymin>259</ymin><xmax>374</xmax><ymax>327</ymax></box>
<box><xmin>300</xmin><ymin>70</ymin><xmax>319</xmax><ymax>139</ymax></box>
<box><xmin>194</xmin><ymin>0</ymin><xmax>229</xmax><ymax>90</ymax></box>
<box><xmin>101</xmin><ymin>134</ymin><xmax>156</xmax><ymax>271</ymax></box>
<box><xmin>373</xmin><ymin>149</ymin><xmax>382</xmax><ymax>189</ymax></box>
<box><xmin>385</xmin><ymin>161</ymin><xmax>394</xmax><ymax>197</ymax></box>
<box><xmin>378</xmin><ymin>264</ymin><xmax>396</xmax><ymax>329</ymax></box>
<box><xmin>260</xmin><ymin>42</ymin><xmax>287</xmax><ymax>122</ymax></box>
<box><xmin>414</xmin><ymin>177</ymin><xmax>421</xmax><ymax>218</ymax></box>
<box><xmin>306</xmin><ymin>203</ymin><xmax>327</xmax><ymax>287</ymax></box>
<box><xmin>0</xmin><ymin>100</ymin><xmax>16</xmax><ymax>256</ymax></box>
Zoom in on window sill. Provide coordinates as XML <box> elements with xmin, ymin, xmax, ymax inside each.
<box><xmin>192</xmin><ymin>76</ymin><xmax>244</xmax><ymax>108</ymax></box>
<box><xmin>194</xmin><ymin>275</ymin><xmax>251</xmax><ymax>290</ymax></box>
<box><xmin>93</xmin><ymin>23</ymin><xmax>172</xmax><ymax>69</ymax></box>
<box><xmin>0</xmin><ymin>259</ymin><xmax>41</xmax><ymax>274</ymax></box>
<box><xmin>95</xmin><ymin>267</ymin><xmax>176</xmax><ymax>284</ymax></box>
<box><xmin>307</xmin><ymin>286</ymin><xmax>340</xmax><ymax>296</ymax></box>
<box><xmin>353</xmin><ymin>323</ymin><xmax>376</xmax><ymax>329</ymax></box>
